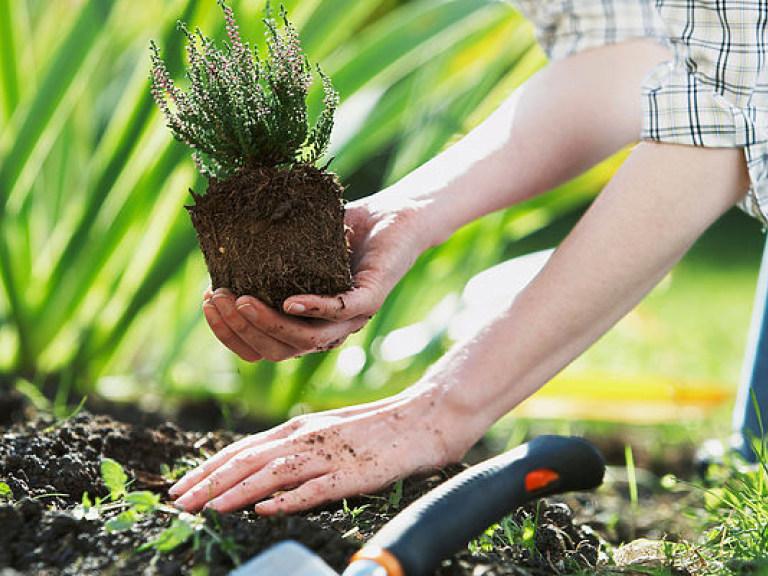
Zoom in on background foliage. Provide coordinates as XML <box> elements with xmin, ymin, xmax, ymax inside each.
<box><xmin>0</xmin><ymin>0</ymin><xmax>763</xmax><ymax>423</ymax></box>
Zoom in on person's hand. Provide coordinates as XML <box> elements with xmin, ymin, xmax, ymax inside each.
<box><xmin>203</xmin><ymin>196</ymin><xmax>431</xmax><ymax>362</ymax></box>
<box><xmin>168</xmin><ymin>388</ymin><xmax>464</xmax><ymax>514</ymax></box>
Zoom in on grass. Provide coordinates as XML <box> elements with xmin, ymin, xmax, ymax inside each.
<box><xmin>694</xmin><ymin>467</ymin><xmax>768</xmax><ymax>573</ymax></box>
<box><xmin>468</xmin><ymin>508</ymin><xmax>539</xmax><ymax>556</ymax></box>
<box><xmin>459</xmin><ymin>445</ymin><xmax>768</xmax><ymax>575</ymax></box>
<box><xmin>621</xmin><ymin>443</ymin><xmax>768</xmax><ymax>576</ymax></box>
<box><xmin>464</xmin><ymin>407</ymin><xmax>768</xmax><ymax>576</ymax></box>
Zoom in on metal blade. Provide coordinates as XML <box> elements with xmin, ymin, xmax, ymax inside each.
<box><xmin>229</xmin><ymin>540</ymin><xmax>340</xmax><ymax>576</ymax></box>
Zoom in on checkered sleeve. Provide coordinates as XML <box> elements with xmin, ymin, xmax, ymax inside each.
<box><xmin>511</xmin><ymin>0</ymin><xmax>668</xmax><ymax>60</ymax></box>
<box><xmin>641</xmin><ymin>0</ymin><xmax>768</xmax><ymax>223</ymax></box>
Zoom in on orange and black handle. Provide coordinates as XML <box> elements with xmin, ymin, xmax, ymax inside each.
<box><xmin>345</xmin><ymin>435</ymin><xmax>605</xmax><ymax>576</ymax></box>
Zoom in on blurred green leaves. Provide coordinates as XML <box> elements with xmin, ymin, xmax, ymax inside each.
<box><xmin>0</xmin><ymin>0</ymin><xmax>202</xmax><ymax>384</ymax></box>
<box><xmin>0</xmin><ymin>0</ymin><xmax>605</xmax><ymax>418</ymax></box>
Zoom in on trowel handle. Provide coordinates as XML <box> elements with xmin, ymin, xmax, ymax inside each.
<box><xmin>346</xmin><ymin>435</ymin><xmax>605</xmax><ymax>576</ymax></box>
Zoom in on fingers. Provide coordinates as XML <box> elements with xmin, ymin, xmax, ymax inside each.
<box><xmin>177</xmin><ymin>450</ymin><xmax>357</xmax><ymax>515</ymax></box>
<box><xmin>238</xmin><ymin>296</ymin><xmax>368</xmax><ymax>352</ymax></box>
<box><xmin>253</xmin><ymin>471</ymin><xmax>357</xmax><ymax>515</ymax></box>
<box><xmin>175</xmin><ymin>441</ymin><xmax>285</xmax><ymax>510</ymax></box>
<box><xmin>205</xmin><ymin>290</ymin><xmax>298</xmax><ymax>361</ymax></box>
<box><xmin>203</xmin><ymin>287</ymin><xmax>371</xmax><ymax>361</ymax></box>
<box><xmin>169</xmin><ymin>435</ymin><xmax>254</xmax><ymax>498</ymax></box>
<box><xmin>169</xmin><ymin>420</ymin><xmax>301</xmax><ymax>498</ymax></box>
<box><xmin>203</xmin><ymin>298</ymin><xmax>263</xmax><ymax>362</ymax></box>
<box><xmin>205</xmin><ymin>452</ymin><xmax>330</xmax><ymax>513</ymax></box>
<box><xmin>282</xmin><ymin>286</ymin><xmax>378</xmax><ymax>322</ymax></box>
<box><xmin>206</xmin><ymin>288</ymin><xmax>367</xmax><ymax>359</ymax></box>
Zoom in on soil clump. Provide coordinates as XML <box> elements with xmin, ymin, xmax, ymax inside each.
<box><xmin>187</xmin><ymin>164</ymin><xmax>353</xmax><ymax>309</ymax></box>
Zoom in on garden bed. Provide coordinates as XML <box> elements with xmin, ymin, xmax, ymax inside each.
<box><xmin>0</xmin><ymin>388</ymin><xmax>702</xmax><ymax>575</ymax></box>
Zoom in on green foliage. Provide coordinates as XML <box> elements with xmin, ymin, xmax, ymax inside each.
<box><xmin>160</xmin><ymin>460</ymin><xmax>197</xmax><ymax>482</ymax></box>
<box><xmin>468</xmin><ymin>512</ymin><xmax>537</xmax><ymax>555</ymax></box>
<box><xmin>105</xmin><ymin>509</ymin><xmax>142</xmax><ymax>533</ymax></box>
<box><xmin>139</xmin><ymin>514</ymin><xmax>201</xmax><ymax>552</ymax></box>
<box><xmin>0</xmin><ymin>0</ymin><xmax>618</xmax><ymax>418</ymax></box>
<box><xmin>0</xmin><ymin>0</ymin><xmax>203</xmax><ymax>391</ymax></box>
<box><xmin>385</xmin><ymin>480</ymin><xmax>403</xmax><ymax>512</ymax></box>
<box><xmin>150</xmin><ymin>1</ymin><xmax>337</xmax><ymax>178</ymax></box>
<box><xmin>0</xmin><ymin>481</ymin><xmax>12</xmax><ymax>500</ymax></box>
<box><xmin>101</xmin><ymin>458</ymin><xmax>130</xmax><ymax>501</ymax></box>
<box><xmin>13</xmin><ymin>378</ymin><xmax>51</xmax><ymax>412</ymax></box>
<box><xmin>682</xmin><ymin>397</ymin><xmax>768</xmax><ymax>572</ymax></box>
<box><xmin>341</xmin><ymin>498</ymin><xmax>371</xmax><ymax>522</ymax></box>
<box><xmin>695</xmin><ymin>452</ymin><xmax>768</xmax><ymax>573</ymax></box>
<box><xmin>126</xmin><ymin>490</ymin><xmax>162</xmax><ymax>512</ymax></box>
<box><xmin>91</xmin><ymin>457</ymin><xmax>239</xmax><ymax>564</ymax></box>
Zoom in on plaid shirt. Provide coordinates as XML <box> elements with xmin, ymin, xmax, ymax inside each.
<box><xmin>512</xmin><ymin>0</ymin><xmax>768</xmax><ymax>223</ymax></box>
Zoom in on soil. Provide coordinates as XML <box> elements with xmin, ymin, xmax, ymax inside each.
<box><xmin>186</xmin><ymin>164</ymin><xmax>353</xmax><ymax>309</ymax></box>
<box><xmin>0</xmin><ymin>389</ymin><xmax>701</xmax><ymax>576</ymax></box>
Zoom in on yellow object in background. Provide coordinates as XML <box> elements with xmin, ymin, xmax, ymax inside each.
<box><xmin>516</xmin><ymin>371</ymin><xmax>733</xmax><ymax>423</ymax></box>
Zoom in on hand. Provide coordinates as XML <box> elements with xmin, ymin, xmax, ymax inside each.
<box><xmin>168</xmin><ymin>389</ymin><xmax>460</xmax><ymax>514</ymax></box>
<box><xmin>203</xmin><ymin>196</ymin><xmax>431</xmax><ymax>362</ymax></box>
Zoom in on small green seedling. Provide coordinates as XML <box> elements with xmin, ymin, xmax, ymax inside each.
<box><xmin>160</xmin><ymin>459</ymin><xmax>198</xmax><ymax>482</ymax></box>
<box><xmin>625</xmin><ymin>444</ymin><xmax>639</xmax><ymax>513</ymax></box>
<box><xmin>384</xmin><ymin>480</ymin><xmax>403</xmax><ymax>513</ymax></box>
<box><xmin>105</xmin><ymin>508</ymin><xmax>143</xmax><ymax>533</ymax></box>
<box><xmin>505</xmin><ymin>514</ymin><xmax>537</xmax><ymax>553</ymax></box>
<box><xmin>197</xmin><ymin>511</ymin><xmax>240</xmax><ymax>565</ymax></box>
<box><xmin>468</xmin><ymin>523</ymin><xmax>498</xmax><ymax>554</ymax></box>
<box><xmin>0</xmin><ymin>482</ymin><xmax>12</xmax><ymax>501</ymax></box>
<box><xmin>139</xmin><ymin>514</ymin><xmax>202</xmax><ymax>552</ymax></box>
<box><xmin>101</xmin><ymin>458</ymin><xmax>130</xmax><ymax>501</ymax></box>
<box><xmin>342</xmin><ymin>499</ymin><xmax>371</xmax><ymax>522</ymax></box>
<box><xmin>468</xmin><ymin>506</ymin><xmax>538</xmax><ymax>556</ymax></box>
<box><xmin>77</xmin><ymin>457</ymin><xmax>239</xmax><ymax>565</ymax></box>
<box><xmin>54</xmin><ymin>394</ymin><xmax>88</xmax><ymax>423</ymax></box>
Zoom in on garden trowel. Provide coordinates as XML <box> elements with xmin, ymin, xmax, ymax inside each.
<box><xmin>230</xmin><ymin>435</ymin><xmax>605</xmax><ymax>576</ymax></box>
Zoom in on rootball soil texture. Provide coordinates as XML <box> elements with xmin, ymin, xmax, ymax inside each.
<box><xmin>0</xmin><ymin>389</ymin><xmax>697</xmax><ymax>575</ymax></box>
<box><xmin>187</xmin><ymin>164</ymin><xmax>353</xmax><ymax>309</ymax></box>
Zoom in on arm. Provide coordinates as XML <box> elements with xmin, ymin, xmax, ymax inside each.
<box><xmin>203</xmin><ymin>39</ymin><xmax>672</xmax><ymax>361</ymax></box>
<box><xmin>171</xmin><ymin>141</ymin><xmax>748</xmax><ymax>514</ymax></box>
<box><xmin>421</xmin><ymin>142</ymin><xmax>749</xmax><ymax>451</ymax></box>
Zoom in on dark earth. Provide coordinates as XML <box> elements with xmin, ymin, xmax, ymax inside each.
<box><xmin>187</xmin><ymin>164</ymin><xmax>353</xmax><ymax>309</ymax></box>
<box><xmin>0</xmin><ymin>387</ymin><xmax>700</xmax><ymax>575</ymax></box>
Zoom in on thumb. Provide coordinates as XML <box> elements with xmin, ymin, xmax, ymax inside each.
<box><xmin>283</xmin><ymin>288</ymin><xmax>378</xmax><ymax>321</ymax></box>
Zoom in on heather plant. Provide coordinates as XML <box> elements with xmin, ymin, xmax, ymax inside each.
<box><xmin>150</xmin><ymin>0</ymin><xmax>351</xmax><ymax>309</ymax></box>
<box><xmin>149</xmin><ymin>0</ymin><xmax>338</xmax><ymax>179</ymax></box>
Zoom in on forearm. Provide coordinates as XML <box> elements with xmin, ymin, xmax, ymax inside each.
<box><xmin>372</xmin><ymin>39</ymin><xmax>672</xmax><ymax>249</ymax></box>
<box><xmin>420</xmin><ymin>142</ymin><xmax>750</xmax><ymax>456</ymax></box>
